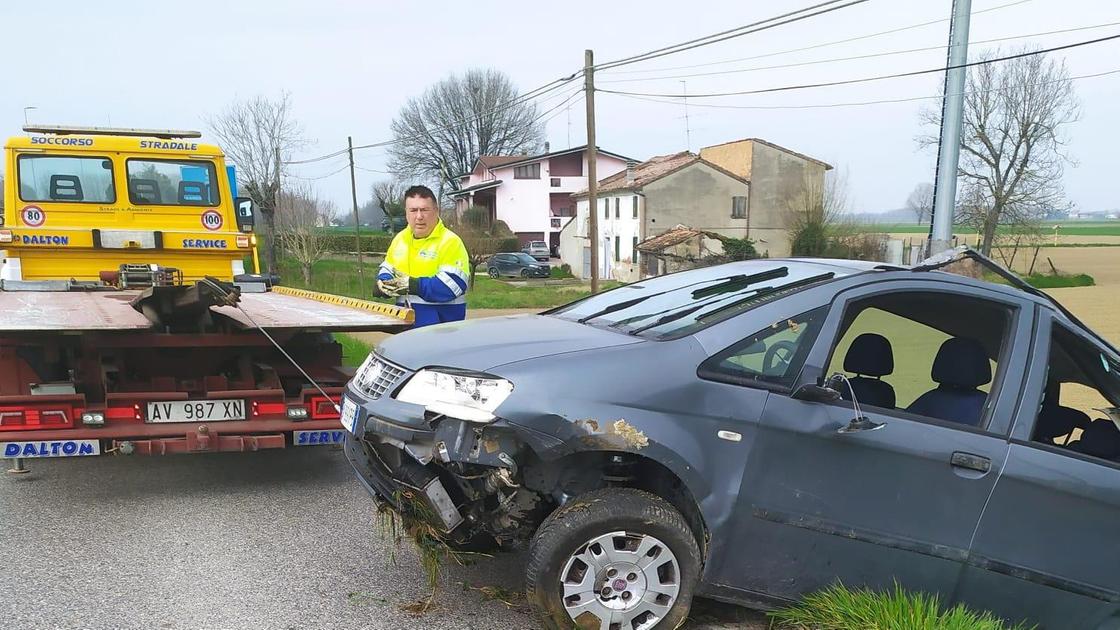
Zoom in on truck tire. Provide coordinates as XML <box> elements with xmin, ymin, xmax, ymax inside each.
<box><xmin>526</xmin><ymin>488</ymin><xmax>701</xmax><ymax>630</ymax></box>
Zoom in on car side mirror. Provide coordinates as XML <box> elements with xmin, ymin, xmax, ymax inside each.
<box><xmin>235</xmin><ymin>197</ymin><xmax>255</xmax><ymax>232</ymax></box>
<box><xmin>791</xmin><ymin>382</ymin><xmax>842</xmax><ymax>403</ymax></box>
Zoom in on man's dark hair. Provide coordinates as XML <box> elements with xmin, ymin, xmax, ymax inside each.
<box><xmin>404</xmin><ymin>185</ymin><xmax>437</xmax><ymax>204</ymax></box>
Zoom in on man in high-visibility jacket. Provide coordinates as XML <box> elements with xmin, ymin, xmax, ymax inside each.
<box><xmin>373</xmin><ymin>185</ymin><xmax>470</xmax><ymax>327</ymax></box>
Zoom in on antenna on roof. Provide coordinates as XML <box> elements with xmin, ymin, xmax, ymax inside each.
<box><xmin>22</xmin><ymin>125</ymin><xmax>202</xmax><ymax>139</ymax></box>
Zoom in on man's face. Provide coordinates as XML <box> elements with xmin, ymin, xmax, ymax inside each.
<box><xmin>405</xmin><ymin>195</ymin><xmax>439</xmax><ymax>239</ymax></box>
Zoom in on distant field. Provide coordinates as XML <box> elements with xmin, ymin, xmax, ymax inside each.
<box><xmin>857</xmin><ymin>221</ymin><xmax>1120</xmax><ymax>237</ymax></box>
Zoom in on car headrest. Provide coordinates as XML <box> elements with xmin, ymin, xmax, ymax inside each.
<box><xmin>843</xmin><ymin>333</ymin><xmax>894</xmax><ymax>377</ymax></box>
<box><xmin>932</xmin><ymin>337</ymin><xmax>992</xmax><ymax>389</ymax></box>
<box><xmin>1073</xmin><ymin>419</ymin><xmax>1120</xmax><ymax>460</ymax></box>
<box><xmin>1035</xmin><ymin>405</ymin><xmax>1091</xmax><ymax>441</ymax></box>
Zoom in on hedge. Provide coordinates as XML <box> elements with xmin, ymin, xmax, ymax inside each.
<box><xmin>317</xmin><ymin>232</ymin><xmax>520</xmax><ymax>258</ymax></box>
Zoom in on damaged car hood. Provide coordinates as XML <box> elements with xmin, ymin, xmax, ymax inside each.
<box><xmin>377</xmin><ymin>314</ymin><xmax>643</xmax><ymax>371</ymax></box>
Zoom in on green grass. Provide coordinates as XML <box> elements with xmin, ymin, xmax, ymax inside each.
<box><xmin>335</xmin><ymin>334</ymin><xmax>372</xmax><ymax>368</ymax></box>
<box><xmin>856</xmin><ymin>221</ymin><xmax>1120</xmax><ymax>236</ymax></box>
<box><xmin>316</xmin><ymin>226</ymin><xmax>390</xmax><ymax>235</ymax></box>
<box><xmin>1021</xmin><ymin>273</ymin><xmax>1095</xmax><ymax>289</ymax></box>
<box><xmin>770</xmin><ymin>583</ymin><xmax>1034</xmax><ymax>630</ymax></box>
<box><xmin>277</xmin><ymin>257</ymin><xmax>618</xmax><ymax>309</ymax></box>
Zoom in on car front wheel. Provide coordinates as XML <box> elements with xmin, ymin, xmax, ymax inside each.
<box><xmin>526</xmin><ymin>488</ymin><xmax>701</xmax><ymax>630</ymax></box>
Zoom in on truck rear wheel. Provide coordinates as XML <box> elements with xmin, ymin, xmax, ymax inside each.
<box><xmin>525</xmin><ymin>488</ymin><xmax>701</xmax><ymax>629</ymax></box>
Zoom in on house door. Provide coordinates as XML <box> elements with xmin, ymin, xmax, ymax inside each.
<box><xmin>602</xmin><ymin>238</ymin><xmax>612</xmax><ymax>280</ymax></box>
<box><xmin>582</xmin><ymin>247</ymin><xmax>591</xmax><ymax>279</ymax></box>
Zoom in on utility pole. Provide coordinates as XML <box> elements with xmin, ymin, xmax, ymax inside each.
<box><xmin>348</xmin><ymin>136</ymin><xmax>363</xmax><ymax>275</ymax></box>
<box><xmin>680</xmin><ymin>80</ymin><xmax>691</xmax><ymax>152</ymax></box>
<box><xmin>928</xmin><ymin>0</ymin><xmax>972</xmax><ymax>256</ymax></box>
<box><xmin>585</xmin><ymin>49</ymin><xmax>599</xmax><ymax>294</ymax></box>
<box><xmin>271</xmin><ymin>145</ymin><xmax>282</xmax><ymax>276</ymax></box>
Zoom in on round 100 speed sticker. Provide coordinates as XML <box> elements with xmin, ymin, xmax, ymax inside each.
<box><xmin>201</xmin><ymin>210</ymin><xmax>224</xmax><ymax>231</ymax></box>
<box><xmin>21</xmin><ymin>205</ymin><xmax>46</xmax><ymax>227</ymax></box>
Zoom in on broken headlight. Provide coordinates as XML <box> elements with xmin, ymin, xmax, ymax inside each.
<box><xmin>396</xmin><ymin>368</ymin><xmax>513</xmax><ymax>423</ymax></box>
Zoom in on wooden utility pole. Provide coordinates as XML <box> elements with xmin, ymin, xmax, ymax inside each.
<box><xmin>585</xmin><ymin>49</ymin><xmax>599</xmax><ymax>294</ymax></box>
<box><xmin>348</xmin><ymin>136</ymin><xmax>363</xmax><ymax>274</ymax></box>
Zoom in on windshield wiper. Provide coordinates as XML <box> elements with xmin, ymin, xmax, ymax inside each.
<box><xmin>694</xmin><ymin>272</ymin><xmax>836</xmax><ymax>323</ymax></box>
<box><xmin>581</xmin><ymin>267</ymin><xmax>790</xmax><ymax>326</ymax></box>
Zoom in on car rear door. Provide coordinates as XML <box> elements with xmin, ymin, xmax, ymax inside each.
<box><xmin>710</xmin><ymin>280</ymin><xmax>1034</xmax><ymax>603</ymax></box>
<box><xmin>958</xmin><ymin>309</ymin><xmax>1120</xmax><ymax>629</ymax></box>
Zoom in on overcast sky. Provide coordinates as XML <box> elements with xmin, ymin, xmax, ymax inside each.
<box><xmin>3</xmin><ymin>0</ymin><xmax>1117</xmax><ymax>215</ymax></box>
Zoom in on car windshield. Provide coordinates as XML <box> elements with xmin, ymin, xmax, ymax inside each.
<box><xmin>513</xmin><ymin>253</ymin><xmax>538</xmax><ymax>263</ymax></box>
<box><xmin>548</xmin><ymin>261</ymin><xmax>847</xmax><ymax>340</ymax></box>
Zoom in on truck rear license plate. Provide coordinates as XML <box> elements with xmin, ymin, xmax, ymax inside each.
<box><xmin>146</xmin><ymin>399</ymin><xmax>246</xmax><ymax>423</ymax></box>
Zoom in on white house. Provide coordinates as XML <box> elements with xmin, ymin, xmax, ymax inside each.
<box><xmin>450</xmin><ymin>144</ymin><xmax>632</xmax><ymax>253</ymax></box>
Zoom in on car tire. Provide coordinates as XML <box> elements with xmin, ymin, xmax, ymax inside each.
<box><xmin>488</xmin><ymin>267</ymin><xmax>499</xmax><ymax>279</ymax></box>
<box><xmin>526</xmin><ymin>488</ymin><xmax>701</xmax><ymax>630</ymax></box>
<box><xmin>521</xmin><ymin>269</ymin><xmax>531</xmax><ymax>278</ymax></box>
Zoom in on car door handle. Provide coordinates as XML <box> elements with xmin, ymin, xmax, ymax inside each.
<box><xmin>950</xmin><ymin>452</ymin><xmax>991</xmax><ymax>473</ymax></box>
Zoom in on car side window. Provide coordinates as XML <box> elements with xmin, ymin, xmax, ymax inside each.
<box><xmin>823</xmin><ymin>291</ymin><xmax>1013</xmax><ymax>429</ymax></box>
<box><xmin>699</xmin><ymin>307</ymin><xmax>827</xmax><ymax>390</ymax></box>
<box><xmin>1030</xmin><ymin>321</ymin><xmax>1120</xmax><ymax>465</ymax></box>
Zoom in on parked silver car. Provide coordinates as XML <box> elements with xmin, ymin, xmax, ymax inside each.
<box><xmin>525</xmin><ymin>240</ymin><xmax>550</xmax><ymax>261</ymax></box>
<box><xmin>341</xmin><ymin>249</ymin><xmax>1120</xmax><ymax>629</ymax></box>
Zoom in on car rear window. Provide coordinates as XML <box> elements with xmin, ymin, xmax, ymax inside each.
<box><xmin>548</xmin><ymin>262</ymin><xmax>843</xmax><ymax>340</ymax></box>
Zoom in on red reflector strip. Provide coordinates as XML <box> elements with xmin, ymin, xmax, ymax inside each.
<box><xmin>106</xmin><ymin>407</ymin><xmax>139</xmax><ymax>420</ymax></box>
<box><xmin>254</xmin><ymin>402</ymin><xmax>286</xmax><ymax>417</ymax></box>
<box><xmin>0</xmin><ymin>406</ymin><xmax>75</xmax><ymax>429</ymax></box>
<box><xmin>310</xmin><ymin>396</ymin><xmax>341</xmax><ymax>419</ymax></box>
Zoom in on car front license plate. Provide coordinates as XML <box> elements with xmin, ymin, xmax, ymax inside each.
<box><xmin>340</xmin><ymin>398</ymin><xmax>359</xmax><ymax>433</ymax></box>
<box><xmin>146</xmin><ymin>399</ymin><xmax>246</xmax><ymax>423</ymax></box>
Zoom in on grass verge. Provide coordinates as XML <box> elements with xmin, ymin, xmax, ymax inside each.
<box><xmin>335</xmin><ymin>334</ymin><xmax>372</xmax><ymax>367</ymax></box>
<box><xmin>279</xmin><ymin>257</ymin><xmax>619</xmax><ymax>309</ymax></box>
<box><xmin>769</xmin><ymin>583</ymin><xmax>1034</xmax><ymax>630</ymax></box>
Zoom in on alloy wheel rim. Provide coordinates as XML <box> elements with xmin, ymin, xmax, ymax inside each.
<box><xmin>558</xmin><ymin>530</ymin><xmax>680</xmax><ymax>630</ymax></box>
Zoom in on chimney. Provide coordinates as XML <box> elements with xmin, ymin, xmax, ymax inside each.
<box><xmin>625</xmin><ymin>159</ymin><xmax>638</xmax><ymax>186</ymax></box>
<box><xmin>544</xmin><ymin>141</ymin><xmax>550</xmax><ymax>154</ymax></box>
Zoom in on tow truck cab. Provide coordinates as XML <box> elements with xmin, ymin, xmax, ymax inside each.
<box><xmin>1</xmin><ymin>125</ymin><xmax>258</xmax><ymax>283</ymax></box>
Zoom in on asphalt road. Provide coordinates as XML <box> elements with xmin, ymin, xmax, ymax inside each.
<box><xmin>0</xmin><ymin>448</ymin><xmax>766</xmax><ymax>630</ymax></box>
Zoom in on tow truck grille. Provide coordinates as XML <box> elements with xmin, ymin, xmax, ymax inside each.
<box><xmin>354</xmin><ymin>355</ymin><xmax>405</xmax><ymax>400</ymax></box>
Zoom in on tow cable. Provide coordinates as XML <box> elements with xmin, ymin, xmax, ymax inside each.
<box><xmin>201</xmin><ymin>277</ymin><xmax>341</xmax><ymax>413</ymax></box>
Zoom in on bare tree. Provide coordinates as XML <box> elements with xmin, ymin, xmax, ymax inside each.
<box><xmin>920</xmin><ymin>47</ymin><xmax>1078</xmax><ymax>255</ymax></box>
<box><xmin>906</xmin><ymin>182</ymin><xmax>935</xmax><ymax>223</ymax></box>
<box><xmin>444</xmin><ymin>207</ymin><xmax>515</xmax><ymax>287</ymax></box>
<box><xmin>785</xmin><ymin>170</ymin><xmax>848</xmax><ymax>257</ymax></box>
<box><xmin>207</xmin><ymin>93</ymin><xmax>308</xmax><ymax>274</ymax></box>
<box><xmin>388</xmin><ymin>69</ymin><xmax>545</xmax><ymax>197</ymax></box>
<box><xmin>371</xmin><ymin>179</ymin><xmax>406</xmax><ymax>230</ymax></box>
<box><xmin>276</xmin><ymin>185</ymin><xmax>336</xmax><ymax>285</ymax></box>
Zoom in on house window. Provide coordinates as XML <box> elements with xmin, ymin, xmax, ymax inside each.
<box><xmin>550</xmin><ymin>177</ymin><xmax>561</xmax><ymax>187</ymax></box>
<box><xmin>514</xmin><ymin>163</ymin><xmax>540</xmax><ymax>179</ymax></box>
<box><xmin>614</xmin><ymin>198</ymin><xmax>620</xmax><ymax>219</ymax></box>
<box><xmin>632</xmin><ymin>196</ymin><xmax>638</xmax><ymax>219</ymax></box>
<box><xmin>632</xmin><ymin>236</ymin><xmax>639</xmax><ymax>264</ymax></box>
<box><xmin>614</xmin><ymin>236</ymin><xmax>620</xmax><ymax>262</ymax></box>
<box><xmin>732</xmin><ymin>195</ymin><xmax>748</xmax><ymax>219</ymax></box>
<box><xmin>604</xmin><ymin>198</ymin><xmax>609</xmax><ymax>219</ymax></box>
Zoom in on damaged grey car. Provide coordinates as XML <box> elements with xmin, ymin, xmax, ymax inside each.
<box><xmin>341</xmin><ymin>250</ymin><xmax>1120</xmax><ymax>630</ymax></box>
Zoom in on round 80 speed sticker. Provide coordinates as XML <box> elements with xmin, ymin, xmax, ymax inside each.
<box><xmin>21</xmin><ymin>205</ymin><xmax>46</xmax><ymax>227</ymax></box>
<box><xmin>201</xmin><ymin>210</ymin><xmax>224</xmax><ymax>231</ymax></box>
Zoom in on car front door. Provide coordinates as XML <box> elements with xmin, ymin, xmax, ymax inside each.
<box><xmin>711</xmin><ymin>280</ymin><xmax>1033</xmax><ymax>603</ymax></box>
<box><xmin>958</xmin><ymin>310</ymin><xmax>1120</xmax><ymax>629</ymax></box>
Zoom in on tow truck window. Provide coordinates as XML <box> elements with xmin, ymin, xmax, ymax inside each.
<box><xmin>126</xmin><ymin>159</ymin><xmax>219</xmax><ymax>206</ymax></box>
<box><xmin>17</xmin><ymin>155</ymin><xmax>116</xmax><ymax>203</ymax></box>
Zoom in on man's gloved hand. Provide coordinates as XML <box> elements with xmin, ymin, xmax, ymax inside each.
<box><xmin>375</xmin><ymin>278</ymin><xmax>401</xmax><ymax>297</ymax></box>
<box><xmin>388</xmin><ymin>271</ymin><xmax>411</xmax><ymax>295</ymax></box>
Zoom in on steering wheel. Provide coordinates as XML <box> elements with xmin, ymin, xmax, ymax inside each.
<box><xmin>763</xmin><ymin>340</ymin><xmax>798</xmax><ymax>375</ymax></box>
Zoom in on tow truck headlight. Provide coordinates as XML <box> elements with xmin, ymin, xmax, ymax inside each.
<box><xmin>396</xmin><ymin>368</ymin><xmax>513</xmax><ymax>423</ymax></box>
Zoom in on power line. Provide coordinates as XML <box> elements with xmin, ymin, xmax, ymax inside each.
<box><xmin>607</xmin><ymin>67</ymin><xmax>1120</xmax><ymax>111</ymax></box>
<box><xmin>349</xmin><ymin>76</ymin><xmax>581</xmax><ymax>152</ymax></box>
<box><xmin>284</xmin><ymin>147</ymin><xmax>349</xmax><ymax>165</ymax></box>
<box><xmin>595</xmin><ymin>0</ymin><xmax>872</xmax><ymax>72</ymax></box>
<box><xmin>287</xmin><ymin>163</ymin><xmax>350</xmax><ymax>181</ymax></box>
<box><xmin>598</xmin><ymin>33</ymin><xmax>1120</xmax><ymax>99</ymax></box>
<box><xmin>597</xmin><ymin>21</ymin><xmax>1120</xmax><ymax>84</ymax></box>
<box><xmin>600</xmin><ymin>0</ymin><xmax>1033</xmax><ymax>76</ymax></box>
